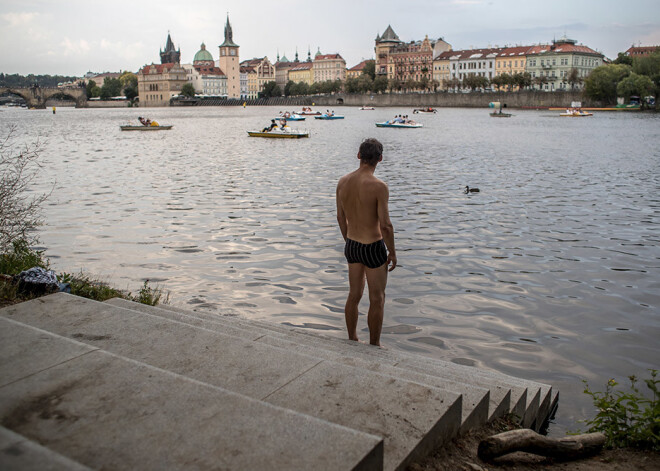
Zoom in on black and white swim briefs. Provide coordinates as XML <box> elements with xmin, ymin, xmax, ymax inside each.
<box><xmin>344</xmin><ymin>238</ymin><xmax>388</xmax><ymax>269</ymax></box>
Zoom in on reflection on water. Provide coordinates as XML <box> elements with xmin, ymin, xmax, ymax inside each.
<box><xmin>2</xmin><ymin>105</ymin><xmax>659</xmax><ymax>435</ymax></box>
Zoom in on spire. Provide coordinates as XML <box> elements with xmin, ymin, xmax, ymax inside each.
<box><xmin>277</xmin><ymin>49</ymin><xmax>280</xmax><ymax>62</ymax></box>
<box><xmin>307</xmin><ymin>46</ymin><xmax>312</xmax><ymax>62</ymax></box>
<box><xmin>295</xmin><ymin>47</ymin><xmax>299</xmax><ymax>62</ymax></box>
<box><xmin>160</xmin><ymin>31</ymin><xmax>180</xmax><ymax>64</ymax></box>
<box><xmin>220</xmin><ymin>14</ymin><xmax>239</xmax><ymax>48</ymax></box>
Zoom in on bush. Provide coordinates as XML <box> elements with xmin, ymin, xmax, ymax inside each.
<box><xmin>0</xmin><ymin>238</ymin><xmax>48</xmax><ymax>275</ymax></box>
<box><xmin>582</xmin><ymin>370</ymin><xmax>659</xmax><ymax>450</ymax></box>
<box><xmin>0</xmin><ymin>126</ymin><xmax>49</xmax><ymax>252</ymax></box>
<box><xmin>59</xmin><ymin>272</ymin><xmax>167</xmax><ymax>306</ymax></box>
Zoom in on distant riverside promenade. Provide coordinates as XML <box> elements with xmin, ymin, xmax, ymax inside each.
<box><xmin>170</xmin><ymin>90</ymin><xmax>597</xmax><ymax>109</ymax></box>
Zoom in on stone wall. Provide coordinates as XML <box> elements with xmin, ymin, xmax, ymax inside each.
<box><xmin>307</xmin><ymin>90</ymin><xmax>595</xmax><ymax>109</ymax></box>
<box><xmin>87</xmin><ymin>100</ymin><xmax>131</xmax><ymax>108</ymax></box>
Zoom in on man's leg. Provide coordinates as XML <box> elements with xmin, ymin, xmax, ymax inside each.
<box><xmin>365</xmin><ymin>264</ymin><xmax>388</xmax><ymax>346</ymax></box>
<box><xmin>345</xmin><ymin>263</ymin><xmax>365</xmax><ymax>341</ymax></box>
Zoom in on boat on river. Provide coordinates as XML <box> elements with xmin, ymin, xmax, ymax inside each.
<box><xmin>375</xmin><ymin>121</ymin><xmax>423</xmax><ymax>128</ymax></box>
<box><xmin>275</xmin><ymin>114</ymin><xmax>305</xmax><ymax>121</ymax></box>
<box><xmin>359</xmin><ymin>106</ymin><xmax>375</xmax><ymax>110</ymax></box>
<box><xmin>413</xmin><ymin>107</ymin><xmax>437</xmax><ymax>114</ymax></box>
<box><xmin>120</xmin><ymin>125</ymin><xmax>173</xmax><ymax>131</ymax></box>
<box><xmin>314</xmin><ymin>114</ymin><xmax>344</xmax><ymax>120</ymax></box>
<box><xmin>247</xmin><ymin>128</ymin><xmax>309</xmax><ymax>139</ymax></box>
<box><xmin>559</xmin><ymin>109</ymin><xmax>593</xmax><ymax>117</ymax></box>
<box><xmin>490</xmin><ymin>111</ymin><xmax>512</xmax><ymax>118</ymax></box>
<box><xmin>298</xmin><ymin>107</ymin><xmax>321</xmax><ymax>115</ymax></box>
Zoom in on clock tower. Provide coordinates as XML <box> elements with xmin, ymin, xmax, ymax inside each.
<box><xmin>218</xmin><ymin>15</ymin><xmax>240</xmax><ymax>99</ymax></box>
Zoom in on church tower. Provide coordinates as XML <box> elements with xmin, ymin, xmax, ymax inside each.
<box><xmin>160</xmin><ymin>32</ymin><xmax>180</xmax><ymax>64</ymax></box>
<box><xmin>218</xmin><ymin>15</ymin><xmax>240</xmax><ymax>99</ymax></box>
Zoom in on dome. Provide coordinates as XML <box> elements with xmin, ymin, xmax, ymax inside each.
<box><xmin>193</xmin><ymin>43</ymin><xmax>214</xmax><ymax>63</ymax></box>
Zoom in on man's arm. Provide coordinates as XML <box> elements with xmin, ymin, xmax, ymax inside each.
<box><xmin>336</xmin><ymin>182</ymin><xmax>348</xmax><ymax>241</ymax></box>
<box><xmin>377</xmin><ymin>183</ymin><xmax>397</xmax><ymax>271</ymax></box>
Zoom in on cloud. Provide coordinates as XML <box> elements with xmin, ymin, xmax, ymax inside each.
<box><xmin>0</xmin><ymin>12</ymin><xmax>38</xmax><ymax>27</ymax></box>
<box><xmin>59</xmin><ymin>38</ymin><xmax>91</xmax><ymax>56</ymax></box>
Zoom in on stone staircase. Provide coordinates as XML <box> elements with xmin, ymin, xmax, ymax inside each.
<box><xmin>0</xmin><ymin>293</ymin><xmax>557</xmax><ymax>470</ymax></box>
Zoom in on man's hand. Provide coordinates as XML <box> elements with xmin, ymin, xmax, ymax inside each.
<box><xmin>387</xmin><ymin>253</ymin><xmax>397</xmax><ymax>272</ymax></box>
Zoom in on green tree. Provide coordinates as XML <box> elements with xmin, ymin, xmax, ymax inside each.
<box><xmin>284</xmin><ymin>80</ymin><xmax>295</xmax><ymax>96</ymax></box>
<box><xmin>362</xmin><ymin>60</ymin><xmax>376</xmax><ymax>80</ymax></box>
<box><xmin>584</xmin><ymin>64</ymin><xmax>631</xmax><ymax>104</ymax></box>
<box><xmin>613</xmin><ymin>52</ymin><xmax>633</xmax><ymax>66</ymax></box>
<box><xmin>261</xmin><ymin>81</ymin><xmax>281</xmax><ymax>98</ymax></box>
<box><xmin>513</xmin><ymin>72</ymin><xmax>532</xmax><ymax>90</ymax></box>
<box><xmin>181</xmin><ymin>83</ymin><xmax>196</xmax><ymax>98</ymax></box>
<box><xmin>344</xmin><ymin>77</ymin><xmax>359</xmax><ymax>93</ymax></box>
<box><xmin>119</xmin><ymin>72</ymin><xmax>137</xmax><ymax>90</ymax></box>
<box><xmin>100</xmin><ymin>77</ymin><xmax>122</xmax><ymax>99</ymax></box>
<box><xmin>533</xmin><ymin>75</ymin><xmax>549</xmax><ymax>90</ymax></box>
<box><xmin>372</xmin><ymin>76</ymin><xmax>388</xmax><ymax>94</ymax></box>
<box><xmin>567</xmin><ymin>68</ymin><xmax>583</xmax><ymax>90</ymax></box>
<box><xmin>617</xmin><ymin>73</ymin><xmax>655</xmax><ymax>102</ymax></box>
<box><xmin>356</xmin><ymin>74</ymin><xmax>373</xmax><ymax>93</ymax></box>
<box><xmin>86</xmin><ymin>79</ymin><xmax>97</xmax><ymax>99</ymax></box>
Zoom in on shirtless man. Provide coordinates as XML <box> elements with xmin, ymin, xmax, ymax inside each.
<box><xmin>336</xmin><ymin>138</ymin><xmax>397</xmax><ymax>346</ymax></box>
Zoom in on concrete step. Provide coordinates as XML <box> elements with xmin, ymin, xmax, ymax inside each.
<box><xmin>0</xmin><ymin>315</ymin><xmax>382</xmax><ymax>471</ymax></box>
<box><xmin>113</xmin><ymin>298</ymin><xmax>554</xmax><ymax>429</ymax></box>
<box><xmin>106</xmin><ymin>298</ymin><xmax>499</xmax><ymax>432</ymax></box>
<box><xmin>153</xmin><ymin>301</ymin><xmax>558</xmax><ymax>431</ymax></box>
<box><xmin>1</xmin><ymin>426</ymin><xmax>93</xmax><ymax>471</ymax></box>
<box><xmin>2</xmin><ymin>294</ymin><xmax>464</xmax><ymax>471</ymax></box>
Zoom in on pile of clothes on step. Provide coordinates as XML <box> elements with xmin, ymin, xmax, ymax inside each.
<box><xmin>14</xmin><ymin>267</ymin><xmax>70</xmax><ymax>296</ymax></box>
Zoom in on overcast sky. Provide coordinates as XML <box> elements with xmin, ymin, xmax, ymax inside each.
<box><xmin>1</xmin><ymin>0</ymin><xmax>659</xmax><ymax>76</ymax></box>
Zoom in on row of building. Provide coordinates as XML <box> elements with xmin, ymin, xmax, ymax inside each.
<box><xmin>138</xmin><ymin>16</ymin><xmax>349</xmax><ymax>106</ymax></box>
<box><xmin>135</xmin><ymin>17</ymin><xmax>655</xmax><ymax>106</ymax></box>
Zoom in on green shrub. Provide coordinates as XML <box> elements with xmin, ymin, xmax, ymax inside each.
<box><xmin>59</xmin><ymin>272</ymin><xmax>168</xmax><ymax>306</ymax></box>
<box><xmin>0</xmin><ymin>239</ymin><xmax>48</xmax><ymax>275</ymax></box>
<box><xmin>582</xmin><ymin>370</ymin><xmax>659</xmax><ymax>450</ymax></box>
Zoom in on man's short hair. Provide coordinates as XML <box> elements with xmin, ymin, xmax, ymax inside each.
<box><xmin>359</xmin><ymin>138</ymin><xmax>383</xmax><ymax>165</ymax></box>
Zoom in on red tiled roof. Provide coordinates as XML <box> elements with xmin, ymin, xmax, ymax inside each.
<box><xmin>434</xmin><ymin>48</ymin><xmax>502</xmax><ymax>61</ymax></box>
<box><xmin>315</xmin><ymin>54</ymin><xmax>344</xmax><ymax>61</ymax></box>
<box><xmin>290</xmin><ymin>62</ymin><xmax>313</xmax><ymax>71</ymax></box>
<box><xmin>349</xmin><ymin>60</ymin><xmax>373</xmax><ymax>71</ymax></box>
<box><xmin>495</xmin><ymin>46</ymin><xmax>533</xmax><ymax>57</ymax></box>
<box><xmin>195</xmin><ymin>65</ymin><xmax>225</xmax><ymax>76</ymax></box>
<box><xmin>626</xmin><ymin>46</ymin><xmax>660</xmax><ymax>56</ymax></box>
<box><xmin>140</xmin><ymin>63</ymin><xmax>182</xmax><ymax>74</ymax></box>
<box><xmin>527</xmin><ymin>43</ymin><xmax>601</xmax><ymax>56</ymax></box>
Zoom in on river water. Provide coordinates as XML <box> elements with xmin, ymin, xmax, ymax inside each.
<box><xmin>2</xmin><ymin>105</ymin><xmax>659</xmax><ymax>435</ymax></box>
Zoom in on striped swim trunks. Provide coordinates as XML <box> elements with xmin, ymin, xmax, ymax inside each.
<box><xmin>344</xmin><ymin>238</ymin><xmax>388</xmax><ymax>269</ymax></box>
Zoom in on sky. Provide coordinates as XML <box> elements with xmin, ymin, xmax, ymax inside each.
<box><xmin>1</xmin><ymin>0</ymin><xmax>659</xmax><ymax>77</ymax></box>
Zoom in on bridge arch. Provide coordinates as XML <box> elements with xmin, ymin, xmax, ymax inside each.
<box><xmin>0</xmin><ymin>86</ymin><xmax>87</xmax><ymax>108</ymax></box>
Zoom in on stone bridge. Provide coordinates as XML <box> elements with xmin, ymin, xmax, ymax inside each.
<box><xmin>0</xmin><ymin>86</ymin><xmax>87</xmax><ymax>108</ymax></box>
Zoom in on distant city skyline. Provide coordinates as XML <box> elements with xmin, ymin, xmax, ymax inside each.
<box><xmin>1</xmin><ymin>0</ymin><xmax>659</xmax><ymax>76</ymax></box>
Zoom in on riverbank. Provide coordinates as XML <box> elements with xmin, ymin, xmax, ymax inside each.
<box><xmin>411</xmin><ymin>417</ymin><xmax>660</xmax><ymax>471</ymax></box>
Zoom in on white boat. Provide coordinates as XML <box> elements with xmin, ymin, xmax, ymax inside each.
<box><xmin>247</xmin><ymin>128</ymin><xmax>309</xmax><ymax>138</ymax></box>
<box><xmin>359</xmin><ymin>106</ymin><xmax>375</xmax><ymax>110</ymax></box>
<box><xmin>375</xmin><ymin>121</ymin><xmax>423</xmax><ymax>128</ymax></box>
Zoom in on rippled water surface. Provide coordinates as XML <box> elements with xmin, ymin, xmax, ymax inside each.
<box><xmin>2</xmin><ymin>105</ymin><xmax>659</xmax><ymax>434</ymax></box>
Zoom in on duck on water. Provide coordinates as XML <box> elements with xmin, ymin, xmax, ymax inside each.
<box><xmin>465</xmin><ymin>186</ymin><xmax>480</xmax><ymax>193</ymax></box>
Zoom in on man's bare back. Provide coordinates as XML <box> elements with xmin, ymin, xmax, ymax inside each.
<box><xmin>336</xmin><ymin>138</ymin><xmax>396</xmax><ymax>346</ymax></box>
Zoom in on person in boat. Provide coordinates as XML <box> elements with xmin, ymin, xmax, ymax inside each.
<box><xmin>262</xmin><ymin>119</ymin><xmax>277</xmax><ymax>132</ymax></box>
<box><xmin>138</xmin><ymin>116</ymin><xmax>150</xmax><ymax>126</ymax></box>
<box><xmin>279</xmin><ymin>118</ymin><xmax>287</xmax><ymax>130</ymax></box>
<box><xmin>394</xmin><ymin>115</ymin><xmax>404</xmax><ymax>124</ymax></box>
<box><xmin>284</xmin><ymin>111</ymin><xmax>291</xmax><ymax>118</ymax></box>
<box><xmin>336</xmin><ymin>138</ymin><xmax>397</xmax><ymax>347</ymax></box>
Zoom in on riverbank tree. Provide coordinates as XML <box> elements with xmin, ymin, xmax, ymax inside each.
<box><xmin>0</xmin><ymin>126</ymin><xmax>48</xmax><ymax>252</ymax></box>
<box><xmin>585</xmin><ymin>50</ymin><xmax>660</xmax><ymax>105</ymax></box>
